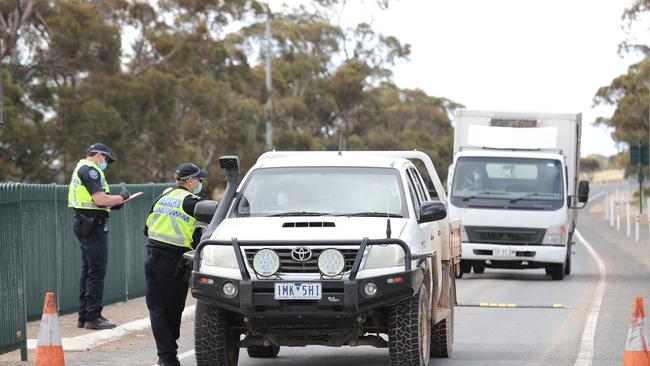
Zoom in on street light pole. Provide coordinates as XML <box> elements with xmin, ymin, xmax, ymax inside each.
<box><xmin>264</xmin><ymin>1</ymin><xmax>273</xmax><ymax>151</ymax></box>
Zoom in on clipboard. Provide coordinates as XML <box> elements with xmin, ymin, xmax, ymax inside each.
<box><xmin>119</xmin><ymin>191</ymin><xmax>144</xmax><ymax>205</ymax></box>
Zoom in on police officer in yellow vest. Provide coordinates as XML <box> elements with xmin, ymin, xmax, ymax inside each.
<box><xmin>144</xmin><ymin>163</ymin><xmax>207</xmax><ymax>366</ymax></box>
<box><xmin>68</xmin><ymin>143</ymin><xmax>130</xmax><ymax>330</ymax></box>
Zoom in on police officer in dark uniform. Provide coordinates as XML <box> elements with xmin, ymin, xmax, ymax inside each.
<box><xmin>68</xmin><ymin>143</ymin><xmax>130</xmax><ymax>330</ymax></box>
<box><xmin>144</xmin><ymin>163</ymin><xmax>207</xmax><ymax>366</ymax></box>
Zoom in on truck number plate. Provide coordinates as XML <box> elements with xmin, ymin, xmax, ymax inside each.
<box><xmin>274</xmin><ymin>282</ymin><xmax>322</xmax><ymax>300</ymax></box>
<box><xmin>493</xmin><ymin>247</ymin><xmax>516</xmax><ymax>257</ymax></box>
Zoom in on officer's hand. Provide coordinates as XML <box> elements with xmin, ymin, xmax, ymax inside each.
<box><xmin>119</xmin><ymin>189</ymin><xmax>131</xmax><ymax>200</ymax></box>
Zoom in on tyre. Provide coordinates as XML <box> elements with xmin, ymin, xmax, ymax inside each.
<box><xmin>431</xmin><ymin>273</ymin><xmax>454</xmax><ymax>357</ymax></box>
<box><xmin>388</xmin><ymin>287</ymin><xmax>430</xmax><ymax>366</ymax></box>
<box><xmin>195</xmin><ymin>300</ymin><xmax>240</xmax><ymax>366</ymax></box>
<box><xmin>472</xmin><ymin>264</ymin><xmax>485</xmax><ymax>274</ymax></box>
<box><xmin>548</xmin><ymin>263</ymin><xmax>565</xmax><ymax>280</ymax></box>
<box><xmin>457</xmin><ymin>261</ymin><xmax>471</xmax><ymax>279</ymax></box>
<box><xmin>564</xmin><ymin>238</ymin><xmax>572</xmax><ymax>275</ymax></box>
<box><xmin>247</xmin><ymin>344</ymin><xmax>280</xmax><ymax>358</ymax></box>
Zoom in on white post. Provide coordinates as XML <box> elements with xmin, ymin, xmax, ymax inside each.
<box><xmin>627</xmin><ymin>201</ymin><xmax>631</xmax><ymax>237</ymax></box>
<box><xmin>610</xmin><ymin>194</ymin><xmax>615</xmax><ymax>227</ymax></box>
<box><xmin>605</xmin><ymin>193</ymin><xmax>610</xmax><ymax>221</ymax></box>
<box><xmin>617</xmin><ymin>203</ymin><xmax>621</xmax><ymax>232</ymax></box>
<box><xmin>635</xmin><ymin>214</ymin><xmax>640</xmax><ymax>243</ymax></box>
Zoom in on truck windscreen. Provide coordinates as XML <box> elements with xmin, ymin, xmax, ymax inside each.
<box><xmin>450</xmin><ymin>157</ymin><xmax>564</xmax><ymax>210</ymax></box>
<box><xmin>232</xmin><ymin>167</ymin><xmax>408</xmax><ymax>218</ymax></box>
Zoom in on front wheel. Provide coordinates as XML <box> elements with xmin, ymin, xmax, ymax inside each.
<box><xmin>195</xmin><ymin>300</ymin><xmax>240</xmax><ymax>366</ymax></box>
<box><xmin>388</xmin><ymin>287</ymin><xmax>430</xmax><ymax>366</ymax></box>
<box><xmin>472</xmin><ymin>264</ymin><xmax>485</xmax><ymax>274</ymax></box>
<box><xmin>547</xmin><ymin>263</ymin><xmax>565</xmax><ymax>281</ymax></box>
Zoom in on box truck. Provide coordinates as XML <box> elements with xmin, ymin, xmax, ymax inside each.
<box><xmin>448</xmin><ymin>110</ymin><xmax>589</xmax><ymax>280</ymax></box>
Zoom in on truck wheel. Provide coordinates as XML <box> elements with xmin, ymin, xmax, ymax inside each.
<box><xmin>564</xmin><ymin>237</ymin><xmax>572</xmax><ymax>275</ymax></box>
<box><xmin>472</xmin><ymin>264</ymin><xmax>485</xmax><ymax>274</ymax></box>
<box><xmin>548</xmin><ymin>263</ymin><xmax>565</xmax><ymax>280</ymax></box>
<box><xmin>388</xmin><ymin>287</ymin><xmax>430</xmax><ymax>366</ymax></box>
<box><xmin>456</xmin><ymin>261</ymin><xmax>471</xmax><ymax>278</ymax></box>
<box><xmin>431</xmin><ymin>274</ymin><xmax>454</xmax><ymax>357</ymax></box>
<box><xmin>195</xmin><ymin>300</ymin><xmax>240</xmax><ymax>366</ymax></box>
<box><xmin>247</xmin><ymin>344</ymin><xmax>280</xmax><ymax>358</ymax></box>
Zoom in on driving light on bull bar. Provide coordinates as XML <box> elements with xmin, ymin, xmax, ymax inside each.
<box><xmin>363</xmin><ymin>282</ymin><xmax>378</xmax><ymax>297</ymax></box>
<box><xmin>253</xmin><ymin>249</ymin><xmax>280</xmax><ymax>277</ymax></box>
<box><xmin>222</xmin><ymin>282</ymin><xmax>238</xmax><ymax>298</ymax></box>
<box><xmin>318</xmin><ymin>249</ymin><xmax>345</xmax><ymax>277</ymax></box>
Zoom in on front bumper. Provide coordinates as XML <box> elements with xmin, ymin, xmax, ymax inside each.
<box><xmin>190</xmin><ymin>238</ymin><xmax>432</xmax><ymax>317</ymax></box>
<box><xmin>461</xmin><ymin>242</ymin><xmax>567</xmax><ymax>264</ymax></box>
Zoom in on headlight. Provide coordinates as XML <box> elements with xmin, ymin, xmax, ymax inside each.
<box><xmin>542</xmin><ymin>226</ymin><xmax>567</xmax><ymax>246</ymax></box>
<box><xmin>201</xmin><ymin>246</ymin><xmax>239</xmax><ymax>269</ymax></box>
<box><xmin>253</xmin><ymin>249</ymin><xmax>280</xmax><ymax>277</ymax></box>
<box><xmin>318</xmin><ymin>249</ymin><xmax>345</xmax><ymax>277</ymax></box>
<box><xmin>461</xmin><ymin>226</ymin><xmax>468</xmax><ymax>242</ymax></box>
<box><xmin>363</xmin><ymin>244</ymin><xmax>405</xmax><ymax>270</ymax></box>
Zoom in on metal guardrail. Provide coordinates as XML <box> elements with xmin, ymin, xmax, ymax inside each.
<box><xmin>0</xmin><ymin>182</ymin><xmax>172</xmax><ymax>358</ymax></box>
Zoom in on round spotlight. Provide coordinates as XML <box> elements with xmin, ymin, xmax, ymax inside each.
<box><xmin>253</xmin><ymin>249</ymin><xmax>280</xmax><ymax>277</ymax></box>
<box><xmin>222</xmin><ymin>282</ymin><xmax>238</xmax><ymax>298</ymax></box>
<box><xmin>363</xmin><ymin>282</ymin><xmax>378</xmax><ymax>297</ymax></box>
<box><xmin>318</xmin><ymin>249</ymin><xmax>345</xmax><ymax>277</ymax></box>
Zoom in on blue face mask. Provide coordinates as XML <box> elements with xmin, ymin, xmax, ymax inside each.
<box><xmin>99</xmin><ymin>161</ymin><xmax>108</xmax><ymax>171</ymax></box>
<box><xmin>193</xmin><ymin>182</ymin><xmax>203</xmax><ymax>194</ymax></box>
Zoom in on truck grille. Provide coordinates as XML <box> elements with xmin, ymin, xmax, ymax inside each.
<box><xmin>244</xmin><ymin>248</ymin><xmax>358</xmax><ymax>274</ymax></box>
<box><xmin>465</xmin><ymin>226</ymin><xmax>545</xmax><ymax>245</ymax></box>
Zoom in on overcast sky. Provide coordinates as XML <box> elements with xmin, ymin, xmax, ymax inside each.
<box><xmin>275</xmin><ymin>0</ymin><xmax>644</xmax><ymax>157</ymax></box>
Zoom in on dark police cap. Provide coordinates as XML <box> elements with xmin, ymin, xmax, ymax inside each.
<box><xmin>87</xmin><ymin>143</ymin><xmax>116</xmax><ymax>163</ymax></box>
<box><xmin>176</xmin><ymin>163</ymin><xmax>208</xmax><ymax>181</ymax></box>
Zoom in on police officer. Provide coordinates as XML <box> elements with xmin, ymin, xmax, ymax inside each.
<box><xmin>68</xmin><ymin>143</ymin><xmax>130</xmax><ymax>330</ymax></box>
<box><xmin>144</xmin><ymin>163</ymin><xmax>207</xmax><ymax>366</ymax></box>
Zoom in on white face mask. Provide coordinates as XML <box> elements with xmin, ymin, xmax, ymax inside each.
<box><xmin>193</xmin><ymin>180</ymin><xmax>203</xmax><ymax>194</ymax></box>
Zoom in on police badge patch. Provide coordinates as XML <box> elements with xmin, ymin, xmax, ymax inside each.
<box><xmin>89</xmin><ymin>169</ymin><xmax>99</xmax><ymax>180</ymax></box>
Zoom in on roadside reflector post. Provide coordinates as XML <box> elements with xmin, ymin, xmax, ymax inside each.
<box><xmin>617</xmin><ymin>203</ymin><xmax>622</xmax><ymax>232</ymax></box>
<box><xmin>609</xmin><ymin>194</ymin><xmax>615</xmax><ymax>227</ymax></box>
<box><xmin>635</xmin><ymin>214</ymin><xmax>640</xmax><ymax>243</ymax></box>
<box><xmin>627</xmin><ymin>201</ymin><xmax>631</xmax><ymax>237</ymax></box>
<box><xmin>605</xmin><ymin>193</ymin><xmax>610</xmax><ymax>222</ymax></box>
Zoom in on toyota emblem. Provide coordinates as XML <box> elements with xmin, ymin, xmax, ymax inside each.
<box><xmin>291</xmin><ymin>247</ymin><xmax>312</xmax><ymax>262</ymax></box>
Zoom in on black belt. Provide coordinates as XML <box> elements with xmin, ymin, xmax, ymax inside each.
<box><xmin>75</xmin><ymin>213</ymin><xmax>108</xmax><ymax>226</ymax></box>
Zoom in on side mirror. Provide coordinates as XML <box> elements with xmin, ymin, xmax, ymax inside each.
<box><xmin>194</xmin><ymin>200</ymin><xmax>219</xmax><ymax>223</ymax></box>
<box><xmin>420</xmin><ymin>201</ymin><xmax>447</xmax><ymax>223</ymax></box>
<box><xmin>578</xmin><ymin>181</ymin><xmax>590</xmax><ymax>203</ymax></box>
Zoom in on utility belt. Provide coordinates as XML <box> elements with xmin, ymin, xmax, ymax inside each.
<box><xmin>74</xmin><ymin>212</ymin><xmax>108</xmax><ymax>237</ymax></box>
<box><xmin>147</xmin><ymin>247</ymin><xmax>192</xmax><ymax>283</ymax></box>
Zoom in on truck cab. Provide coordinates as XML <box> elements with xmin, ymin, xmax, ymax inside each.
<box><xmin>189</xmin><ymin>151</ymin><xmax>460</xmax><ymax>366</ymax></box>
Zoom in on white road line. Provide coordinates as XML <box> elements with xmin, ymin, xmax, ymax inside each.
<box><xmin>573</xmin><ymin>230</ymin><xmax>607</xmax><ymax>366</ymax></box>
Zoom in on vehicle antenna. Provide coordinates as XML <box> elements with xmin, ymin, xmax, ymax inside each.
<box><xmin>338</xmin><ymin>135</ymin><xmax>343</xmax><ymax>156</ymax></box>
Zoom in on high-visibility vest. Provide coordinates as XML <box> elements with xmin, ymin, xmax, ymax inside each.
<box><xmin>146</xmin><ymin>188</ymin><xmax>198</xmax><ymax>248</ymax></box>
<box><xmin>68</xmin><ymin>159</ymin><xmax>110</xmax><ymax>211</ymax></box>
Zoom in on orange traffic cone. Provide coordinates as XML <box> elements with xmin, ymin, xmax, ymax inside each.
<box><xmin>623</xmin><ymin>297</ymin><xmax>650</xmax><ymax>366</ymax></box>
<box><xmin>34</xmin><ymin>292</ymin><xmax>65</xmax><ymax>366</ymax></box>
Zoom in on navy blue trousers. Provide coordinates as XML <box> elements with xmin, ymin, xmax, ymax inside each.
<box><xmin>145</xmin><ymin>250</ymin><xmax>189</xmax><ymax>363</ymax></box>
<box><xmin>73</xmin><ymin>218</ymin><xmax>108</xmax><ymax>323</ymax></box>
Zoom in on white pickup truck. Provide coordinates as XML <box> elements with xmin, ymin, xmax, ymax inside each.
<box><xmin>188</xmin><ymin>151</ymin><xmax>461</xmax><ymax>366</ymax></box>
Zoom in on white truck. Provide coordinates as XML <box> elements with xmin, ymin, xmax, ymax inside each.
<box><xmin>188</xmin><ymin>151</ymin><xmax>461</xmax><ymax>366</ymax></box>
<box><xmin>448</xmin><ymin>110</ymin><xmax>589</xmax><ymax>280</ymax></box>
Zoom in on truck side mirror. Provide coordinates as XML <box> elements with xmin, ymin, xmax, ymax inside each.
<box><xmin>578</xmin><ymin>181</ymin><xmax>590</xmax><ymax>203</ymax></box>
<box><xmin>420</xmin><ymin>201</ymin><xmax>447</xmax><ymax>223</ymax></box>
<box><xmin>194</xmin><ymin>200</ymin><xmax>219</xmax><ymax>223</ymax></box>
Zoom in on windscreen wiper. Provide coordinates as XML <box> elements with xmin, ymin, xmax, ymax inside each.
<box><xmin>461</xmin><ymin>191</ymin><xmax>508</xmax><ymax>202</ymax></box>
<box><xmin>268</xmin><ymin>211</ymin><xmax>330</xmax><ymax>217</ymax></box>
<box><xmin>509</xmin><ymin>192</ymin><xmax>559</xmax><ymax>203</ymax></box>
<box><xmin>335</xmin><ymin>212</ymin><xmax>404</xmax><ymax>218</ymax></box>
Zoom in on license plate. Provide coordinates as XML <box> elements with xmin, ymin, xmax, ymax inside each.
<box><xmin>493</xmin><ymin>247</ymin><xmax>516</xmax><ymax>257</ymax></box>
<box><xmin>274</xmin><ymin>282</ymin><xmax>322</xmax><ymax>300</ymax></box>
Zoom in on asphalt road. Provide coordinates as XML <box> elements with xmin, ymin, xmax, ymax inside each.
<box><xmin>62</xmin><ymin>183</ymin><xmax>650</xmax><ymax>366</ymax></box>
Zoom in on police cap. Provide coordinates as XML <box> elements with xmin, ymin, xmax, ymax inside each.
<box><xmin>87</xmin><ymin>143</ymin><xmax>116</xmax><ymax>163</ymax></box>
<box><xmin>176</xmin><ymin>163</ymin><xmax>208</xmax><ymax>181</ymax></box>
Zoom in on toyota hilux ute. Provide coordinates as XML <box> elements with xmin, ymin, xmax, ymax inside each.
<box><xmin>187</xmin><ymin>151</ymin><xmax>461</xmax><ymax>366</ymax></box>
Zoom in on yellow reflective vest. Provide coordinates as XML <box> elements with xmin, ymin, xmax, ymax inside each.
<box><xmin>146</xmin><ymin>188</ymin><xmax>199</xmax><ymax>248</ymax></box>
<box><xmin>68</xmin><ymin>159</ymin><xmax>110</xmax><ymax>211</ymax></box>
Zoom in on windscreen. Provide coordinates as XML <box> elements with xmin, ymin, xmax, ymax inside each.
<box><xmin>232</xmin><ymin>167</ymin><xmax>408</xmax><ymax>217</ymax></box>
<box><xmin>451</xmin><ymin>157</ymin><xmax>564</xmax><ymax>209</ymax></box>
